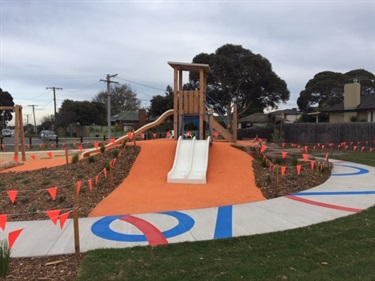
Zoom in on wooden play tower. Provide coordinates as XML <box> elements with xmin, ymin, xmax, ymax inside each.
<box><xmin>168</xmin><ymin>61</ymin><xmax>237</xmax><ymax>142</ymax></box>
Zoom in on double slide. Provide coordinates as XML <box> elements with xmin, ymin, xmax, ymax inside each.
<box><xmin>167</xmin><ymin>136</ymin><xmax>211</xmax><ymax>184</ymax></box>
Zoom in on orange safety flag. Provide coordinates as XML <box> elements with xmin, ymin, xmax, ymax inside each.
<box><xmin>304</xmin><ymin>146</ymin><xmax>308</xmax><ymax>153</ymax></box>
<box><xmin>103</xmin><ymin>168</ymin><xmax>107</xmax><ymax>178</ymax></box>
<box><xmin>46</xmin><ymin>210</ymin><xmax>61</xmax><ymax>225</ymax></box>
<box><xmin>321</xmin><ymin>145</ymin><xmax>325</xmax><ymax>149</ymax></box>
<box><xmin>48</xmin><ymin>187</ymin><xmax>58</xmax><ymax>200</ymax></box>
<box><xmin>8</xmin><ymin>228</ymin><xmax>24</xmax><ymax>250</ymax></box>
<box><xmin>297</xmin><ymin>164</ymin><xmax>302</xmax><ymax>175</ymax></box>
<box><xmin>73</xmin><ymin>142</ymin><xmax>76</xmax><ymax>146</ymax></box>
<box><xmin>13</xmin><ymin>156</ymin><xmax>18</xmax><ymax>163</ymax></box>
<box><xmin>27</xmin><ymin>144</ymin><xmax>30</xmax><ymax>148</ymax></box>
<box><xmin>281</xmin><ymin>166</ymin><xmax>286</xmax><ymax>176</ymax></box>
<box><xmin>370</xmin><ymin>148</ymin><xmax>373</xmax><ymax>152</ymax></box>
<box><xmin>95</xmin><ymin>174</ymin><xmax>100</xmax><ymax>185</ymax></box>
<box><xmin>0</xmin><ymin>214</ymin><xmax>7</xmax><ymax>231</ymax></box>
<box><xmin>282</xmin><ymin>151</ymin><xmax>287</xmax><ymax>159</ymax></box>
<box><xmin>47</xmin><ymin>151</ymin><xmax>53</xmax><ymax>158</ymax></box>
<box><xmin>110</xmin><ymin>138</ymin><xmax>115</xmax><ymax>144</ymax></box>
<box><xmin>51</xmin><ymin>143</ymin><xmax>54</xmax><ymax>148</ymax></box>
<box><xmin>325</xmin><ymin>153</ymin><xmax>329</xmax><ymax>161</ymax></box>
<box><xmin>1</xmin><ymin>144</ymin><xmax>4</xmax><ymax>149</ymax></box>
<box><xmin>59</xmin><ymin>211</ymin><xmax>72</xmax><ymax>229</ymax></box>
<box><xmin>127</xmin><ymin>132</ymin><xmax>133</xmax><ymax>139</ymax></box>
<box><xmin>302</xmin><ymin>154</ymin><xmax>309</xmax><ymax>162</ymax></box>
<box><xmin>76</xmin><ymin>181</ymin><xmax>82</xmax><ymax>195</ymax></box>
<box><xmin>361</xmin><ymin>146</ymin><xmax>365</xmax><ymax>152</ymax></box>
<box><xmin>39</xmin><ymin>143</ymin><xmax>43</xmax><ymax>148</ymax></box>
<box><xmin>260</xmin><ymin>145</ymin><xmax>268</xmax><ymax>153</ymax></box>
<box><xmin>282</xmin><ymin>142</ymin><xmax>285</xmax><ymax>148</ymax></box>
<box><xmin>78</xmin><ymin>145</ymin><xmax>83</xmax><ymax>151</ymax></box>
<box><xmin>7</xmin><ymin>190</ymin><xmax>18</xmax><ymax>204</ymax></box>
<box><xmin>313</xmin><ymin>146</ymin><xmax>316</xmax><ymax>150</ymax></box>
<box><xmin>31</xmin><ymin>155</ymin><xmax>36</xmax><ymax>160</ymax></box>
<box><xmin>311</xmin><ymin>161</ymin><xmax>315</xmax><ymax>171</ymax></box>
<box><xmin>153</xmin><ymin>133</ymin><xmax>157</xmax><ymax>139</ymax></box>
<box><xmin>88</xmin><ymin>179</ymin><xmax>93</xmax><ymax>191</ymax></box>
<box><xmin>353</xmin><ymin>146</ymin><xmax>357</xmax><ymax>151</ymax></box>
<box><xmin>140</xmin><ymin>133</ymin><xmax>145</xmax><ymax>139</ymax></box>
<box><xmin>214</xmin><ymin>132</ymin><xmax>219</xmax><ymax>138</ymax></box>
<box><xmin>94</xmin><ymin>142</ymin><xmax>99</xmax><ymax>149</ymax></box>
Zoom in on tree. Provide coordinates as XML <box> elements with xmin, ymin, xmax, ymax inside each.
<box><xmin>0</xmin><ymin>88</ymin><xmax>15</xmax><ymax>129</ymax></box>
<box><xmin>92</xmin><ymin>84</ymin><xmax>141</xmax><ymax>116</ymax></box>
<box><xmin>187</xmin><ymin>44</ymin><xmax>290</xmax><ymax>118</ymax></box>
<box><xmin>297</xmin><ymin>69</ymin><xmax>375</xmax><ymax>112</ymax></box>
<box><xmin>148</xmin><ymin>85</ymin><xmax>174</xmax><ymax>118</ymax></box>
<box><xmin>56</xmin><ymin>100</ymin><xmax>107</xmax><ymax>129</ymax></box>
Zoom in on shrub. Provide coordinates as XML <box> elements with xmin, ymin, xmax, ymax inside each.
<box><xmin>112</xmin><ymin>149</ymin><xmax>119</xmax><ymax>158</ymax></box>
<box><xmin>72</xmin><ymin>154</ymin><xmax>79</xmax><ymax>164</ymax></box>
<box><xmin>292</xmin><ymin>157</ymin><xmax>299</xmax><ymax>166</ymax></box>
<box><xmin>100</xmin><ymin>144</ymin><xmax>105</xmax><ymax>154</ymax></box>
<box><xmin>275</xmin><ymin>157</ymin><xmax>283</xmax><ymax>165</ymax></box>
<box><xmin>0</xmin><ymin>239</ymin><xmax>10</xmax><ymax>277</ymax></box>
<box><xmin>88</xmin><ymin>156</ymin><xmax>96</xmax><ymax>163</ymax></box>
<box><xmin>261</xmin><ymin>157</ymin><xmax>267</xmax><ymax>167</ymax></box>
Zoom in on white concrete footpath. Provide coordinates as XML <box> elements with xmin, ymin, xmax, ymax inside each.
<box><xmin>2</xmin><ymin>159</ymin><xmax>374</xmax><ymax>258</ymax></box>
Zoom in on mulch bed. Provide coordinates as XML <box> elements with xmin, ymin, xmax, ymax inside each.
<box><xmin>0</xmin><ymin>144</ymin><xmax>331</xmax><ymax>280</ymax></box>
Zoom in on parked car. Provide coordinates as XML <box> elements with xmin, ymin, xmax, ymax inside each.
<box><xmin>1</xmin><ymin>129</ymin><xmax>12</xmax><ymax>137</ymax></box>
<box><xmin>39</xmin><ymin>130</ymin><xmax>57</xmax><ymax>140</ymax></box>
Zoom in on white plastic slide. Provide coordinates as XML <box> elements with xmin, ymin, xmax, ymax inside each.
<box><xmin>167</xmin><ymin>136</ymin><xmax>211</xmax><ymax>184</ymax></box>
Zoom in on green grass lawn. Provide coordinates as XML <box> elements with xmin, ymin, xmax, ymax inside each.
<box><xmin>76</xmin><ymin>152</ymin><xmax>375</xmax><ymax>281</ymax></box>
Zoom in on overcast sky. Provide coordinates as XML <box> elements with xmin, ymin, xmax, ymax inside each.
<box><xmin>1</xmin><ymin>0</ymin><xmax>374</xmax><ymax>124</ymax></box>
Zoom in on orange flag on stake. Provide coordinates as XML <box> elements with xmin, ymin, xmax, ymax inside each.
<box><xmin>27</xmin><ymin>144</ymin><xmax>30</xmax><ymax>148</ymax></box>
<box><xmin>361</xmin><ymin>146</ymin><xmax>365</xmax><ymax>152</ymax></box>
<box><xmin>47</xmin><ymin>152</ymin><xmax>53</xmax><ymax>158</ymax></box>
<box><xmin>8</xmin><ymin>228</ymin><xmax>24</xmax><ymax>250</ymax></box>
<box><xmin>1</xmin><ymin>144</ymin><xmax>4</xmax><ymax>149</ymax></box>
<box><xmin>76</xmin><ymin>181</ymin><xmax>82</xmax><ymax>195</ymax></box>
<box><xmin>140</xmin><ymin>133</ymin><xmax>145</xmax><ymax>139</ymax></box>
<box><xmin>354</xmin><ymin>146</ymin><xmax>357</xmax><ymax>151</ymax></box>
<box><xmin>153</xmin><ymin>133</ymin><xmax>157</xmax><ymax>139</ymax></box>
<box><xmin>95</xmin><ymin>174</ymin><xmax>100</xmax><ymax>185</ymax></box>
<box><xmin>282</xmin><ymin>142</ymin><xmax>285</xmax><ymax>148</ymax></box>
<box><xmin>103</xmin><ymin>168</ymin><xmax>107</xmax><ymax>178</ymax></box>
<box><xmin>39</xmin><ymin>143</ymin><xmax>43</xmax><ymax>148</ymax></box>
<box><xmin>78</xmin><ymin>145</ymin><xmax>83</xmax><ymax>151</ymax></box>
<box><xmin>48</xmin><ymin>187</ymin><xmax>58</xmax><ymax>200</ymax></box>
<box><xmin>51</xmin><ymin>143</ymin><xmax>54</xmax><ymax>148</ymax></box>
<box><xmin>31</xmin><ymin>155</ymin><xmax>36</xmax><ymax>160</ymax></box>
<box><xmin>370</xmin><ymin>148</ymin><xmax>373</xmax><ymax>152</ymax></box>
<box><xmin>304</xmin><ymin>146</ymin><xmax>308</xmax><ymax>153</ymax></box>
<box><xmin>325</xmin><ymin>153</ymin><xmax>329</xmax><ymax>161</ymax></box>
<box><xmin>13</xmin><ymin>156</ymin><xmax>18</xmax><ymax>163</ymax></box>
<box><xmin>127</xmin><ymin>132</ymin><xmax>133</xmax><ymax>139</ymax></box>
<box><xmin>0</xmin><ymin>214</ymin><xmax>7</xmax><ymax>231</ymax></box>
<box><xmin>311</xmin><ymin>161</ymin><xmax>315</xmax><ymax>171</ymax></box>
<box><xmin>214</xmin><ymin>132</ymin><xmax>219</xmax><ymax>138</ymax></box>
<box><xmin>7</xmin><ymin>190</ymin><xmax>18</xmax><ymax>204</ymax></box>
<box><xmin>88</xmin><ymin>179</ymin><xmax>93</xmax><ymax>191</ymax></box>
<box><xmin>46</xmin><ymin>210</ymin><xmax>61</xmax><ymax>225</ymax></box>
<box><xmin>110</xmin><ymin>138</ymin><xmax>115</xmax><ymax>144</ymax></box>
<box><xmin>281</xmin><ymin>166</ymin><xmax>286</xmax><ymax>176</ymax></box>
<box><xmin>282</xmin><ymin>151</ymin><xmax>287</xmax><ymax>159</ymax></box>
<box><xmin>59</xmin><ymin>211</ymin><xmax>72</xmax><ymax>229</ymax></box>
<box><xmin>297</xmin><ymin>164</ymin><xmax>302</xmax><ymax>175</ymax></box>
<box><xmin>94</xmin><ymin>142</ymin><xmax>99</xmax><ymax>149</ymax></box>
<box><xmin>302</xmin><ymin>154</ymin><xmax>309</xmax><ymax>162</ymax></box>
<box><xmin>261</xmin><ymin>145</ymin><xmax>268</xmax><ymax>153</ymax></box>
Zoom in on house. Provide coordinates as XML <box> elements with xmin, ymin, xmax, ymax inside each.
<box><xmin>324</xmin><ymin>83</ymin><xmax>375</xmax><ymax>122</ymax></box>
<box><xmin>269</xmin><ymin>108</ymin><xmax>303</xmax><ymax>123</ymax></box>
<box><xmin>237</xmin><ymin>113</ymin><xmax>269</xmax><ymax>128</ymax></box>
<box><xmin>111</xmin><ymin>109</ymin><xmax>147</xmax><ymax>131</ymax></box>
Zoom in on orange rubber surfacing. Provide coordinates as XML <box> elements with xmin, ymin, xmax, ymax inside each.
<box><xmin>89</xmin><ymin>140</ymin><xmax>265</xmax><ymax>217</ymax></box>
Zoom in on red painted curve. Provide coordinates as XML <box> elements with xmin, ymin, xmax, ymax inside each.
<box><xmin>285</xmin><ymin>195</ymin><xmax>362</xmax><ymax>213</ymax></box>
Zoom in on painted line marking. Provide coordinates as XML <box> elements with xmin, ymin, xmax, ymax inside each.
<box><xmin>214</xmin><ymin>205</ymin><xmax>233</xmax><ymax>239</ymax></box>
<box><xmin>332</xmin><ymin>164</ymin><xmax>369</xmax><ymax>176</ymax></box>
<box><xmin>120</xmin><ymin>216</ymin><xmax>168</xmax><ymax>246</ymax></box>
<box><xmin>285</xmin><ymin>195</ymin><xmax>362</xmax><ymax>213</ymax></box>
<box><xmin>292</xmin><ymin>191</ymin><xmax>375</xmax><ymax>196</ymax></box>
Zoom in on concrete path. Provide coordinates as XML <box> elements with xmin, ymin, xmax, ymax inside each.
<box><xmin>2</xmin><ymin>159</ymin><xmax>374</xmax><ymax>258</ymax></box>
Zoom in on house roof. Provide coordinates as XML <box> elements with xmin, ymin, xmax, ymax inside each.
<box><xmin>111</xmin><ymin>111</ymin><xmax>139</xmax><ymax>122</ymax></box>
<box><xmin>270</xmin><ymin>109</ymin><xmax>302</xmax><ymax>116</ymax></box>
<box><xmin>238</xmin><ymin>113</ymin><xmax>269</xmax><ymax>123</ymax></box>
<box><xmin>324</xmin><ymin>94</ymin><xmax>375</xmax><ymax>112</ymax></box>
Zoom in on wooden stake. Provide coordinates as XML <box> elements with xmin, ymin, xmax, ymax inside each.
<box><xmin>73</xmin><ymin>183</ymin><xmax>80</xmax><ymax>257</ymax></box>
<box><xmin>275</xmin><ymin>164</ymin><xmax>279</xmax><ymax>197</ymax></box>
<box><xmin>65</xmin><ymin>148</ymin><xmax>69</xmax><ymax>164</ymax></box>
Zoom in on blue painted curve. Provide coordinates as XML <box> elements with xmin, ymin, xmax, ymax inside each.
<box><xmin>91</xmin><ymin>211</ymin><xmax>195</xmax><ymax>242</ymax></box>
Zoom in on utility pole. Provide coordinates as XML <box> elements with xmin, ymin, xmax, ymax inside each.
<box><xmin>100</xmin><ymin>74</ymin><xmax>118</xmax><ymax>139</ymax></box>
<box><xmin>25</xmin><ymin>114</ymin><xmax>31</xmax><ymax>125</ymax></box>
<box><xmin>28</xmin><ymin>105</ymin><xmax>38</xmax><ymax>134</ymax></box>
<box><xmin>46</xmin><ymin>87</ymin><xmax>62</xmax><ymax>131</ymax></box>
